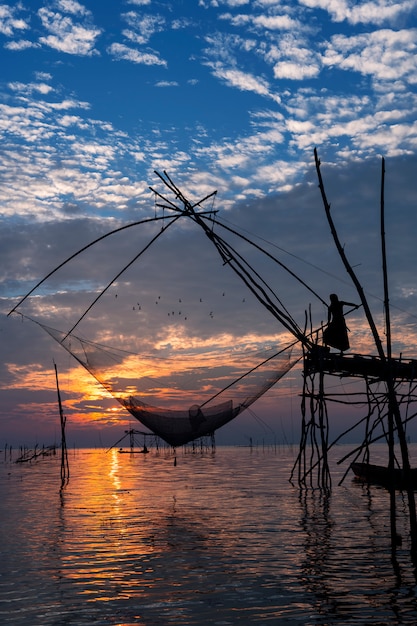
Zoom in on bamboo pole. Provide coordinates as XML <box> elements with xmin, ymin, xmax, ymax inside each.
<box><xmin>380</xmin><ymin>157</ymin><xmax>398</xmax><ymax>549</ymax></box>
<box><xmin>54</xmin><ymin>362</ymin><xmax>69</xmax><ymax>488</ymax></box>
<box><xmin>314</xmin><ymin>149</ymin><xmax>417</xmax><ymax>562</ymax></box>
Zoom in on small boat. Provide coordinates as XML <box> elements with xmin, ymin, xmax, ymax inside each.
<box><xmin>118</xmin><ymin>446</ymin><xmax>149</xmax><ymax>454</ymax></box>
<box><xmin>351</xmin><ymin>462</ymin><xmax>417</xmax><ymax>490</ymax></box>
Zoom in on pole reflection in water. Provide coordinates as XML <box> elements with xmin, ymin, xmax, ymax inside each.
<box><xmin>1</xmin><ymin>445</ymin><xmax>417</xmax><ymax>625</ymax></box>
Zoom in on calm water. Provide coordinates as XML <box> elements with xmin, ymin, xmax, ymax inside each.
<box><xmin>2</xmin><ymin>444</ymin><xmax>417</xmax><ymax>625</ymax></box>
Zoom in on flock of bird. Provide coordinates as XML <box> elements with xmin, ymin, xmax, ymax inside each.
<box><xmin>113</xmin><ymin>291</ymin><xmax>247</xmax><ymax>322</ymax></box>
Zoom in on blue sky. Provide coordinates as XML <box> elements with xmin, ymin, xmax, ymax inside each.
<box><xmin>1</xmin><ymin>0</ymin><xmax>417</xmax><ymax>448</ymax></box>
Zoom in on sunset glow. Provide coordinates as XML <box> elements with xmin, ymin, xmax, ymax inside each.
<box><xmin>1</xmin><ymin>1</ymin><xmax>416</xmax><ymax>446</ymax></box>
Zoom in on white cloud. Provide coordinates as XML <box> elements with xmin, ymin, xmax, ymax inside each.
<box><xmin>281</xmin><ymin>88</ymin><xmax>417</xmax><ymax>157</ymax></box>
<box><xmin>122</xmin><ymin>12</ymin><xmax>166</xmax><ymax>45</ymax></box>
<box><xmin>57</xmin><ymin>114</ymin><xmax>88</xmax><ymax>127</ymax></box>
<box><xmin>4</xmin><ymin>39</ymin><xmax>37</xmax><ymax>51</ymax></box>
<box><xmin>0</xmin><ymin>4</ymin><xmax>29</xmax><ymax>36</ymax></box>
<box><xmin>223</xmin><ymin>12</ymin><xmax>300</xmax><ymax>31</ymax></box>
<box><xmin>171</xmin><ymin>17</ymin><xmax>195</xmax><ymax>30</ymax></box>
<box><xmin>35</xmin><ymin>71</ymin><xmax>53</xmax><ymax>81</ymax></box>
<box><xmin>207</xmin><ymin>62</ymin><xmax>281</xmax><ymax>102</ymax></box>
<box><xmin>8</xmin><ymin>81</ymin><xmax>54</xmax><ymax>95</ymax></box>
<box><xmin>203</xmin><ymin>31</ymin><xmax>258</xmax><ymax>64</ymax></box>
<box><xmin>323</xmin><ymin>29</ymin><xmax>417</xmax><ymax>83</ymax></box>
<box><xmin>252</xmin><ymin>14</ymin><xmax>300</xmax><ymax>30</ymax></box>
<box><xmin>57</xmin><ymin>0</ymin><xmax>90</xmax><ymax>16</ymax></box>
<box><xmin>353</xmin><ymin>119</ymin><xmax>417</xmax><ymax>152</ymax></box>
<box><xmin>155</xmin><ymin>81</ymin><xmax>179</xmax><ymax>87</ymax></box>
<box><xmin>200</xmin><ymin>0</ymin><xmax>250</xmax><ymax>6</ymax></box>
<box><xmin>273</xmin><ymin>59</ymin><xmax>320</xmax><ymax>80</ymax></box>
<box><xmin>262</xmin><ymin>33</ymin><xmax>322</xmax><ymax>80</ymax></box>
<box><xmin>0</xmin><ymin>88</ymin><xmax>91</xmax><ymax>154</ymax></box>
<box><xmin>38</xmin><ymin>7</ymin><xmax>101</xmax><ymax>55</ymax></box>
<box><xmin>299</xmin><ymin>0</ymin><xmax>417</xmax><ymax>26</ymax></box>
<box><xmin>0</xmin><ymin>1</ymin><xmax>416</xmax><ymax>223</ymax></box>
<box><xmin>198</xmin><ymin>0</ymin><xmax>250</xmax><ymax>9</ymax></box>
<box><xmin>194</xmin><ymin>127</ymin><xmax>288</xmax><ymax>188</ymax></box>
<box><xmin>47</xmin><ymin>98</ymin><xmax>90</xmax><ymax>111</ymax></box>
<box><xmin>107</xmin><ymin>42</ymin><xmax>167</xmax><ymax>66</ymax></box>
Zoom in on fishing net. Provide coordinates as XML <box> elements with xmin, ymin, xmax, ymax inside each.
<box><xmin>10</xmin><ymin>177</ymin><xmax>312</xmax><ymax>445</ymax></box>
<box><xmin>37</xmin><ymin>322</ymin><xmax>298</xmax><ymax>446</ymax></box>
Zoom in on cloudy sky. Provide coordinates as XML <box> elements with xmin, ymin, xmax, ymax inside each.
<box><xmin>1</xmin><ymin>0</ymin><xmax>417</xmax><ymax>449</ymax></box>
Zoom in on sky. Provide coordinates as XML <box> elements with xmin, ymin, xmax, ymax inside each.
<box><xmin>1</xmin><ymin>0</ymin><xmax>417</xmax><ymax>450</ymax></box>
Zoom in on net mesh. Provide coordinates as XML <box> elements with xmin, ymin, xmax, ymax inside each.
<box><xmin>39</xmin><ymin>322</ymin><xmax>299</xmax><ymax>446</ymax></box>
<box><xmin>13</xmin><ymin>205</ymin><xmax>308</xmax><ymax>446</ymax></box>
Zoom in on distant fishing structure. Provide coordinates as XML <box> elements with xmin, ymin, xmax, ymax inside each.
<box><xmin>107</xmin><ymin>428</ymin><xmax>155</xmax><ymax>454</ymax></box>
<box><xmin>15</xmin><ymin>444</ymin><xmax>57</xmax><ymax>464</ymax></box>
<box><xmin>8</xmin><ymin>149</ymin><xmax>417</xmax><ymax>561</ymax></box>
<box><xmin>107</xmin><ymin>428</ymin><xmax>216</xmax><ymax>456</ymax></box>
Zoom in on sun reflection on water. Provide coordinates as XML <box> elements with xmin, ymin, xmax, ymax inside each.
<box><xmin>2</xmin><ymin>446</ymin><xmax>417</xmax><ymax>624</ymax></box>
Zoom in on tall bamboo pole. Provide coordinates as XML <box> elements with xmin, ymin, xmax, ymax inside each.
<box><xmin>380</xmin><ymin>157</ymin><xmax>398</xmax><ymax>550</ymax></box>
<box><xmin>314</xmin><ymin>149</ymin><xmax>417</xmax><ymax>562</ymax></box>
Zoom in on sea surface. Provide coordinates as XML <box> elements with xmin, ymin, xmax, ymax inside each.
<box><xmin>2</xmin><ymin>444</ymin><xmax>417</xmax><ymax>625</ymax></box>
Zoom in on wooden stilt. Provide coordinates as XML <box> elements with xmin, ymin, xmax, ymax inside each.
<box><xmin>54</xmin><ymin>362</ymin><xmax>69</xmax><ymax>488</ymax></box>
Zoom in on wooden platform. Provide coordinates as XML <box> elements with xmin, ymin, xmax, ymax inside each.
<box><xmin>305</xmin><ymin>348</ymin><xmax>417</xmax><ymax>382</ymax></box>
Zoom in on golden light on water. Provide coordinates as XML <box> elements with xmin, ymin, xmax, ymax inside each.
<box><xmin>57</xmin><ymin>449</ymin><xmax>159</xmax><ymax>593</ymax></box>
<box><xmin>4</xmin><ymin>446</ymin><xmax>417</xmax><ymax>622</ymax></box>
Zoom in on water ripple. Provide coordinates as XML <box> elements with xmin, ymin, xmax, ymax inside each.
<box><xmin>1</xmin><ymin>446</ymin><xmax>417</xmax><ymax>624</ymax></box>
